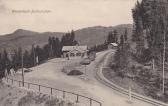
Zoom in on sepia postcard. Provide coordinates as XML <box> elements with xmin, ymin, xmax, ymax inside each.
<box><xmin>0</xmin><ymin>0</ymin><xmax>168</xmax><ymax>106</ymax></box>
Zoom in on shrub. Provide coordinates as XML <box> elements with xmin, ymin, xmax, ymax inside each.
<box><xmin>67</xmin><ymin>70</ymin><xmax>83</xmax><ymax>76</ymax></box>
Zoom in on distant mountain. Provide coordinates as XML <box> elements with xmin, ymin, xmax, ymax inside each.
<box><xmin>75</xmin><ymin>24</ymin><xmax>133</xmax><ymax>47</ymax></box>
<box><xmin>0</xmin><ymin>29</ymin><xmax>64</xmax><ymax>51</ymax></box>
<box><xmin>0</xmin><ymin>24</ymin><xmax>132</xmax><ymax>52</ymax></box>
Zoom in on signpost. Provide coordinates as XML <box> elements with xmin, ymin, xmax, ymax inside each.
<box><xmin>126</xmin><ymin>72</ymin><xmax>134</xmax><ymax>104</ymax></box>
<box><xmin>80</xmin><ymin>58</ymin><xmax>91</xmax><ymax>79</ymax></box>
<box><xmin>129</xmin><ymin>85</ymin><xmax>132</xmax><ymax>102</ymax></box>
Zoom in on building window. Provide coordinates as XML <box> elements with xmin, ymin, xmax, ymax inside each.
<box><xmin>76</xmin><ymin>53</ymin><xmax>81</xmax><ymax>56</ymax></box>
<box><xmin>70</xmin><ymin>53</ymin><xmax>75</xmax><ymax>57</ymax></box>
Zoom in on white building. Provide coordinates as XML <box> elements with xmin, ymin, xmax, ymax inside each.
<box><xmin>62</xmin><ymin>46</ymin><xmax>88</xmax><ymax>59</ymax></box>
<box><xmin>108</xmin><ymin>43</ymin><xmax>118</xmax><ymax>49</ymax></box>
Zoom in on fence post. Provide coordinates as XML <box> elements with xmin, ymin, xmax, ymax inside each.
<box><xmin>39</xmin><ymin>85</ymin><xmax>41</xmax><ymax>92</ymax></box>
<box><xmin>51</xmin><ymin>88</ymin><xmax>53</xmax><ymax>95</ymax></box>
<box><xmin>76</xmin><ymin>94</ymin><xmax>79</xmax><ymax>103</ymax></box>
<box><xmin>90</xmin><ymin>98</ymin><xmax>92</xmax><ymax>106</ymax></box>
<box><xmin>63</xmin><ymin>91</ymin><xmax>65</xmax><ymax>98</ymax></box>
<box><xmin>5</xmin><ymin>78</ymin><xmax>102</xmax><ymax>106</ymax></box>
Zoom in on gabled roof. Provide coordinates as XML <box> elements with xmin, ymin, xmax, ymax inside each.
<box><xmin>110</xmin><ymin>43</ymin><xmax>118</xmax><ymax>46</ymax></box>
<box><xmin>62</xmin><ymin>46</ymin><xmax>88</xmax><ymax>52</ymax></box>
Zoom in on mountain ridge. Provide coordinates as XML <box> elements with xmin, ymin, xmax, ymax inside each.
<box><xmin>0</xmin><ymin>24</ymin><xmax>133</xmax><ymax>52</ymax></box>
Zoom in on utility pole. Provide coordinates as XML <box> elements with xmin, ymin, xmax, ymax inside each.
<box><xmin>152</xmin><ymin>58</ymin><xmax>155</xmax><ymax>71</ymax></box>
<box><xmin>162</xmin><ymin>25</ymin><xmax>166</xmax><ymax>94</ymax></box>
<box><xmin>127</xmin><ymin>77</ymin><xmax>133</xmax><ymax>104</ymax></box>
<box><xmin>21</xmin><ymin>51</ymin><xmax>24</xmax><ymax>87</ymax></box>
<box><xmin>129</xmin><ymin>85</ymin><xmax>132</xmax><ymax>102</ymax></box>
<box><xmin>161</xmin><ymin>4</ymin><xmax>167</xmax><ymax>94</ymax></box>
<box><xmin>33</xmin><ymin>43</ymin><xmax>36</xmax><ymax>66</ymax></box>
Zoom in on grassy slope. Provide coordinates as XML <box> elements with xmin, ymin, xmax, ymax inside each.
<box><xmin>102</xmin><ymin>50</ymin><xmax>168</xmax><ymax>103</ymax></box>
<box><xmin>0</xmin><ymin>81</ymin><xmax>76</xmax><ymax>106</ymax></box>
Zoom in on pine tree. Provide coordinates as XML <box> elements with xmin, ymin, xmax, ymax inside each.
<box><xmin>132</xmin><ymin>0</ymin><xmax>168</xmax><ymax>65</ymax></box>
<box><xmin>35</xmin><ymin>45</ymin><xmax>45</xmax><ymax>64</ymax></box>
<box><xmin>0</xmin><ymin>53</ymin><xmax>4</xmax><ymax>79</ymax></box>
<box><xmin>107</xmin><ymin>31</ymin><xmax>113</xmax><ymax>44</ymax></box>
<box><xmin>113</xmin><ymin>30</ymin><xmax>118</xmax><ymax>43</ymax></box>
<box><xmin>2</xmin><ymin>49</ymin><xmax>10</xmax><ymax>69</ymax></box>
<box><xmin>30</xmin><ymin>44</ymin><xmax>36</xmax><ymax>66</ymax></box>
<box><xmin>48</xmin><ymin>37</ymin><xmax>53</xmax><ymax>57</ymax></box>
<box><xmin>1</xmin><ymin>49</ymin><xmax>10</xmax><ymax>76</ymax></box>
<box><xmin>107</xmin><ymin>31</ymin><xmax>118</xmax><ymax>44</ymax></box>
<box><xmin>11</xmin><ymin>49</ymin><xmax>19</xmax><ymax>71</ymax></box>
<box><xmin>23</xmin><ymin>50</ymin><xmax>30</xmax><ymax>68</ymax></box>
<box><xmin>114</xmin><ymin>36</ymin><xmax>131</xmax><ymax>78</ymax></box>
<box><xmin>61</xmin><ymin>30</ymin><xmax>78</xmax><ymax>46</ymax></box>
<box><xmin>120</xmin><ymin>35</ymin><xmax>124</xmax><ymax>47</ymax></box>
<box><xmin>43</xmin><ymin>44</ymin><xmax>50</xmax><ymax>60</ymax></box>
<box><xmin>18</xmin><ymin>47</ymin><xmax>22</xmax><ymax>67</ymax></box>
<box><xmin>124</xmin><ymin>29</ymin><xmax>128</xmax><ymax>41</ymax></box>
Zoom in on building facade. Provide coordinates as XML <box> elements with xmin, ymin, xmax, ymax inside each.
<box><xmin>108</xmin><ymin>43</ymin><xmax>118</xmax><ymax>50</ymax></box>
<box><xmin>62</xmin><ymin>46</ymin><xmax>88</xmax><ymax>59</ymax></box>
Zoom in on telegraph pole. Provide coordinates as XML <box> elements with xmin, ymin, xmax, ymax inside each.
<box><xmin>32</xmin><ymin>43</ymin><xmax>36</xmax><ymax>66</ymax></box>
<box><xmin>161</xmin><ymin>4</ymin><xmax>167</xmax><ymax>94</ymax></box>
<box><xmin>21</xmin><ymin>51</ymin><xmax>24</xmax><ymax>87</ymax></box>
<box><xmin>162</xmin><ymin>24</ymin><xmax>166</xmax><ymax>94</ymax></box>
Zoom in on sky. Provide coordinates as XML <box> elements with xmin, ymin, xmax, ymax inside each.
<box><xmin>0</xmin><ymin>0</ymin><xmax>138</xmax><ymax>35</ymax></box>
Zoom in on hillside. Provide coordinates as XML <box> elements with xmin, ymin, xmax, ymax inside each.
<box><xmin>0</xmin><ymin>29</ymin><xmax>64</xmax><ymax>51</ymax></box>
<box><xmin>0</xmin><ymin>24</ymin><xmax>132</xmax><ymax>52</ymax></box>
<box><xmin>0</xmin><ymin>81</ymin><xmax>76</xmax><ymax>106</ymax></box>
<box><xmin>75</xmin><ymin>24</ymin><xmax>133</xmax><ymax>47</ymax></box>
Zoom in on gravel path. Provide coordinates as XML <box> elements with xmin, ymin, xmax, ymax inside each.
<box><xmin>11</xmin><ymin>50</ymin><xmax>153</xmax><ymax>106</ymax></box>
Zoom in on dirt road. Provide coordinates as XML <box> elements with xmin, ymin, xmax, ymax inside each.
<box><xmin>12</xmin><ymin>50</ymin><xmax>153</xmax><ymax>106</ymax></box>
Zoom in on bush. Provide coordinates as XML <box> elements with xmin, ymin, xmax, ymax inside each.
<box><xmin>67</xmin><ymin>70</ymin><xmax>83</xmax><ymax>76</ymax></box>
<box><xmin>116</xmin><ymin>71</ymin><xmax>125</xmax><ymax>79</ymax></box>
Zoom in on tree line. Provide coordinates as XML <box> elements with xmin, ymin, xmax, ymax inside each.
<box><xmin>132</xmin><ymin>0</ymin><xmax>168</xmax><ymax>66</ymax></box>
<box><xmin>112</xmin><ymin>29</ymin><xmax>130</xmax><ymax>78</ymax></box>
<box><xmin>112</xmin><ymin>0</ymin><xmax>168</xmax><ymax>79</ymax></box>
<box><xmin>110</xmin><ymin>0</ymin><xmax>168</xmax><ymax>100</ymax></box>
<box><xmin>90</xmin><ymin>29</ymin><xmax>128</xmax><ymax>52</ymax></box>
<box><xmin>0</xmin><ymin>28</ymin><xmax>128</xmax><ymax>79</ymax></box>
<box><xmin>0</xmin><ymin>30</ymin><xmax>78</xmax><ymax>79</ymax></box>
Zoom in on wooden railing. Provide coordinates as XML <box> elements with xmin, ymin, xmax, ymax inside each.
<box><xmin>6</xmin><ymin>77</ymin><xmax>102</xmax><ymax>106</ymax></box>
<box><xmin>96</xmin><ymin>67</ymin><xmax>168</xmax><ymax>106</ymax></box>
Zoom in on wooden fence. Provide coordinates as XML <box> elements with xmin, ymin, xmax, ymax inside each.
<box><xmin>6</xmin><ymin>77</ymin><xmax>102</xmax><ymax>106</ymax></box>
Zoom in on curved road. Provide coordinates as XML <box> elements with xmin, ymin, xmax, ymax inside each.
<box><xmin>84</xmin><ymin>50</ymin><xmax>154</xmax><ymax>106</ymax></box>
<box><xmin>12</xmin><ymin>50</ymin><xmax>154</xmax><ymax>106</ymax></box>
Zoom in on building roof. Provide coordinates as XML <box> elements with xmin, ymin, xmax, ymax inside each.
<box><xmin>62</xmin><ymin>46</ymin><xmax>88</xmax><ymax>52</ymax></box>
<box><xmin>110</xmin><ymin>43</ymin><xmax>118</xmax><ymax>46</ymax></box>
